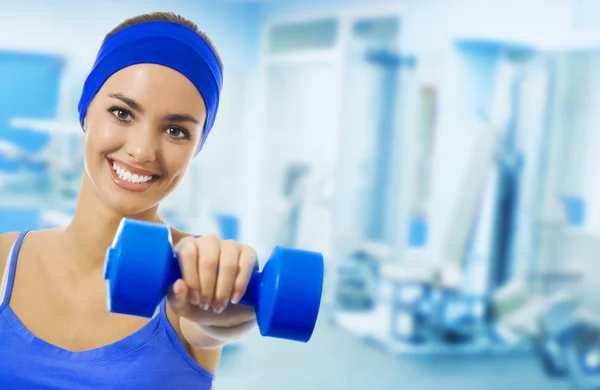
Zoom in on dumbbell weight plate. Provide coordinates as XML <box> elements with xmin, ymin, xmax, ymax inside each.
<box><xmin>257</xmin><ymin>246</ymin><xmax>324</xmax><ymax>342</ymax></box>
<box><xmin>105</xmin><ymin>218</ymin><xmax>179</xmax><ymax>318</ymax></box>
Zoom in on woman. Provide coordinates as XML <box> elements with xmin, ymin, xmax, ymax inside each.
<box><xmin>0</xmin><ymin>12</ymin><xmax>258</xmax><ymax>389</ymax></box>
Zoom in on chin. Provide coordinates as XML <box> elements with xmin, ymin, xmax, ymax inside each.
<box><xmin>103</xmin><ymin>192</ymin><xmax>160</xmax><ymax>217</ymax></box>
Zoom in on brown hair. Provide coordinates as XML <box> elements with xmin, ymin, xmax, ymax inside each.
<box><xmin>104</xmin><ymin>12</ymin><xmax>223</xmax><ymax>70</ymax></box>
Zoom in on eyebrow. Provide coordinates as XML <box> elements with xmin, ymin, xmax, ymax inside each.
<box><xmin>108</xmin><ymin>93</ymin><xmax>200</xmax><ymax>125</ymax></box>
<box><xmin>163</xmin><ymin>113</ymin><xmax>200</xmax><ymax>125</ymax></box>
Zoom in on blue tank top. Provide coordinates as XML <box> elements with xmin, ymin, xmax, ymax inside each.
<box><xmin>0</xmin><ymin>230</ymin><xmax>215</xmax><ymax>389</ymax></box>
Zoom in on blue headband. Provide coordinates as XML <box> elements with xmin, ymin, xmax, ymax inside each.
<box><xmin>78</xmin><ymin>21</ymin><xmax>223</xmax><ymax>152</ymax></box>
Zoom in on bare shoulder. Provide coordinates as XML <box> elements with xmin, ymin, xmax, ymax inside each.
<box><xmin>0</xmin><ymin>228</ymin><xmax>60</xmax><ymax>283</ymax></box>
<box><xmin>0</xmin><ymin>232</ymin><xmax>20</xmax><ymax>280</ymax></box>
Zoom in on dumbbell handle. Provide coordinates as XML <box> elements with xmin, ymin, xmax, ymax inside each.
<box><xmin>165</xmin><ymin>252</ymin><xmax>262</xmax><ymax>307</ymax></box>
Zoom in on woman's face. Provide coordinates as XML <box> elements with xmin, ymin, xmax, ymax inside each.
<box><xmin>83</xmin><ymin>64</ymin><xmax>207</xmax><ymax>215</ymax></box>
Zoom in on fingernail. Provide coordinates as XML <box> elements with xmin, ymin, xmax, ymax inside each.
<box><xmin>173</xmin><ymin>282</ymin><xmax>181</xmax><ymax>296</ymax></box>
<box><xmin>201</xmin><ymin>301</ymin><xmax>210</xmax><ymax>311</ymax></box>
<box><xmin>212</xmin><ymin>304</ymin><xmax>223</xmax><ymax>314</ymax></box>
<box><xmin>231</xmin><ymin>293</ymin><xmax>242</xmax><ymax>304</ymax></box>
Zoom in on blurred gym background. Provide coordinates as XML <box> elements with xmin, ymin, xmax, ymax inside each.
<box><xmin>2</xmin><ymin>0</ymin><xmax>600</xmax><ymax>388</ymax></box>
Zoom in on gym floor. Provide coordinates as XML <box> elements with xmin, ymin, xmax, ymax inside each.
<box><xmin>214</xmin><ymin>308</ymin><xmax>569</xmax><ymax>390</ymax></box>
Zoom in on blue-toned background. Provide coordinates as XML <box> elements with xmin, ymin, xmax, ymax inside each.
<box><xmin>2</xmin><ymin>0</ymin><xmax>600</xmax><ymax>389</ymax></box>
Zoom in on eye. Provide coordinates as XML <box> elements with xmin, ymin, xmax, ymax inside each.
<box><xmin>107</xmin><ymin>106</ymin><xmax>133</xmax><ymax>122</ymax></box>
<box><xmin>166</xmin><ymin>126</ymin><xmax>191</xmax><ymax>140</ymax></box>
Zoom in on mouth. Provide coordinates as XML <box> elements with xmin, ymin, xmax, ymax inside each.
<box><xmin>107</xmin><ymin>158</ymin><xmax>160</xmax><ymax>192</ymax></box>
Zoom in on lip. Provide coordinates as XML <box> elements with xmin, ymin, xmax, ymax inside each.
<box><xmin>107</xmin><ymin>158</ymin><xmax>158</xmax><ymax>193</ymax></box>
<box><xmin>109</xmin><ymin>158</ymin><xmax>158</xmax><ymax>176</ymax></box>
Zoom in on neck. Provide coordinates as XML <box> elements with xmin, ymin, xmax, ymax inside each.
<box><xmin>61</xmin><ymin>173</ymin><xmax>163</xmax><ymax>272</ymax></box>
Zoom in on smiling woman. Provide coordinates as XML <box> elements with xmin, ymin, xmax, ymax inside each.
<box><xmin>0</xmin><ymin>11</ymin><xmax>259</xmax><ymax>390</ymax></box>
<box><xmin>82</xmin><ymin>62</ymin><xmax>209</xmax><ymax>214</ymax></box>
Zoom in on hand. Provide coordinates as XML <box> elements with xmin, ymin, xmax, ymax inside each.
<box><xmin>167</xmin><ymin>234</ymin><xmax>258</xmax><ymax>326</ymax></box>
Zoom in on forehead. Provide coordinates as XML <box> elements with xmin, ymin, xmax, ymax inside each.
<box><xmin>100</xmin><ymin>64</ymin><xmax>207</xmax><ymax>113</ymax></box>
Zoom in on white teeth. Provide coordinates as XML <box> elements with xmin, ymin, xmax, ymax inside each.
<box><xmin>111</xmin><ymin>162</ymin><xmax>154</xmax><ymax>184</ymax></box>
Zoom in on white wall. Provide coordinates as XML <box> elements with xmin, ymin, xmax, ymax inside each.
<box><xmin>548</xmin><ymin>53</ymin><xmax>600</xmax><ymax>234</ymax></box>
<box><xmin>243</xmin><ymin>0</ymin><xmax>406</xmax><ymax>256</ymax></box>
<box><xmin>254</xmin><ymin>0</ymin><xmax>579</xmax><ymax>259</ymax></box>
<box><xmin>401</xmin><ymin>0</ymin><xmax>572</xmax><ymax>54</ymax></box>
<box><xmin>259</xmin><ymin>0</ymin><xmax>402</xmax><ymax>19</ymax></box>
<box><xmin>399</xmin><ymin>0</ymin><xmax>574</xmax><ymax>259</ymax></box>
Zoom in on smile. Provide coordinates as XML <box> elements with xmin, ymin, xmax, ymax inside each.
<box><xmin>111</xmin><ymin>161</ymin><xmax>155</xmax><ymax>183</ymax></box>
<box><xmin>107</xmin><ymin>158</ymin><xmax>160</xmax><ymax>192</ymax></box>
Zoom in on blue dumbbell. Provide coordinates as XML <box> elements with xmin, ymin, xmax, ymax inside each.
<box><xmin>104</xmin><ymin>218</ymin><xmax>325</xmax><ymax>343</ymax></box>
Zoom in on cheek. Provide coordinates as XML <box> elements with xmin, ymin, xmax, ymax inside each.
<box><xmin>167</xmin><ymin>155</ymin><xmax>191</xmax><ymax>177</ymax></box>
<box><xmin>162</xmin><ymin>146</ymin><xmax>193</xmax><ymax>178</ymax></box>
<box><xmin>85</xmin><ymin>122</ymin><xmax>124</xmax><ymax>155</ymax></box>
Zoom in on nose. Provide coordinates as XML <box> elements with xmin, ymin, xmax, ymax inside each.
<box><xmin>124</xmin><ymin>125</ymin><xmax>157</xmax><ymax>163</ymax></box>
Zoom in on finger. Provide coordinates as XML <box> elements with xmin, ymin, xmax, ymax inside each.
<box><xmin>175</xmin><ymin>237</ymin><xmax>201</xmax><ymax>305</ymax></box>
<box><xmin>232</xmin><ymin>244</ymin><xmax>257</xmax><ymax>304</ymax></box>
<box><xmin>197</xmin><ymin>234</ymin><xmax>220</xmax><ymax>310</ymax></box>
<box><xmin>213</xmin><ymin>240</ymin><xmax>240</xmax><ymax>313</ymax></box>
<box><xmin>167</xmin><ymin>279</ymin><xmax>209</xmax><ymax>322</ymax></box>
<box><xmin>167</xmin><ymin>279</ymin><xmax>190</xmax><ymax>315</ymax></box>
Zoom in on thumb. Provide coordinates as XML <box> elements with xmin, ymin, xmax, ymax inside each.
<box><xmin>167</xmin><ymin>280</ymin><xmax>203</xmax><ymax>321</ymax></box>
